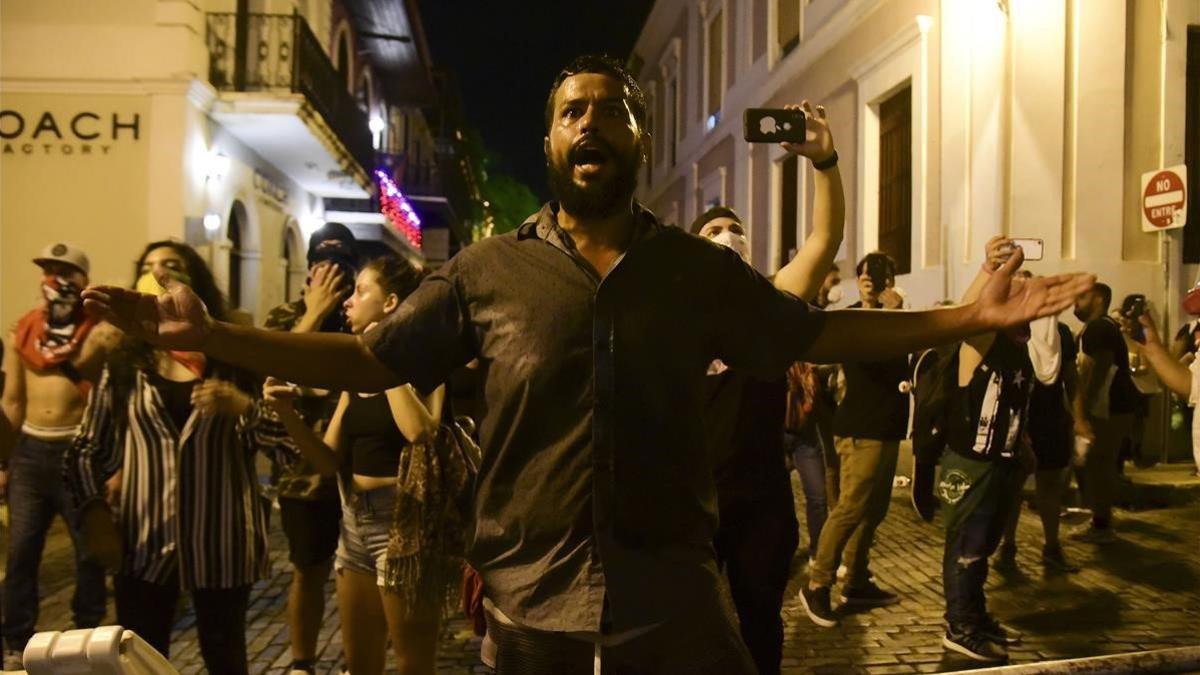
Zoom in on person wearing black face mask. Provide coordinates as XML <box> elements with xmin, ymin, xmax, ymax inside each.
<box><xmin>261</xmin><ymin>222</ymin><xmax>359</xmax><ymax>675</ymax></box>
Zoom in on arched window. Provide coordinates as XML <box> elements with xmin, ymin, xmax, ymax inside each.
<box><xmin>228</xmin><ymin>204</ymin><xmax>245</xmax><ymax>308</ymax></box>
<box><xmin>282</xmin><ymin>222</ymin><xmax>306</xmax><ymax>303</ymax></box>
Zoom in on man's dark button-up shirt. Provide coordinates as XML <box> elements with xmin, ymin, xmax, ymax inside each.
<box><xmin>363</xmin><ymin>202</ymin><xmax>826</xmax><ymax>633</ymax></box>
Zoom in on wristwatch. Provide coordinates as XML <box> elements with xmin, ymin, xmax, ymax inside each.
<box><xmin>812</xmin><ymin>150</ymin><xmax>838</xmax><ymax>171</ymax></box>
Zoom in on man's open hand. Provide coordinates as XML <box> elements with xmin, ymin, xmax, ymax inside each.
<box><xmin>82</xmin><ymin>272</ymin><xmax>212</xmax><ymax>351</ymax></box>
<box><xmin>975</xmin><ymin>248</ymin><xmax>1095</xmax><ymax>330</ymax></box>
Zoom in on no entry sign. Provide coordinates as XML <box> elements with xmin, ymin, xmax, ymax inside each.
<box><xmin>1141</xmin><ymin>165</ymin><xmax>1188</xmax><ymax>232</ymax></box>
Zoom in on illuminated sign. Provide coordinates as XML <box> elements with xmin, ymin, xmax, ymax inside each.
<box><xmin>375</xmin><ymin>169</ymin><xmax>422</xmax><ymax>248</ymax></box>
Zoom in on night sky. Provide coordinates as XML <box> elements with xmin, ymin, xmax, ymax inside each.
<box><xmin>419</xmin><ymin>0</ymin><xmax>656</xmax><ymax>199</ymax></box>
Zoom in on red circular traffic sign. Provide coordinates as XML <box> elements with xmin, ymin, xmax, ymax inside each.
<box><xmin>1143</xmin><ymin>169</ymin><xmax>1187</xmax><ymax>229</ymax></box>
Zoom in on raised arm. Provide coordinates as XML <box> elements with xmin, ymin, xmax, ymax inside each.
<box><xmin>262</xmin><ymin>378</ymin><xmax>347</xmax><ymax>477</ymax></box>
<box><xmin>1131</xmin><ymin>313</ymin><xmax>1193</xmax><ymax>399</ymax></box>
<box><xmin>386</xmin><ymin>384</ymin><xmax>443</xmax><ymax>445</ymax></box>
<box><xmin>958</xmin><ymin>237</ymin><xmax>1014</xmax><ymax>384</ymax></box>
<box><xmin>773</xmin><ymin>102</ymin><xmax>845</xmax><ymax>301</ymax></box>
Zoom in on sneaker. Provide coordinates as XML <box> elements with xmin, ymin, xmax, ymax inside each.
<box><xmin>979</xmin><ymin>617</ymin><xmax>1022</xmax><ymax>645</ymax></box>
<box><xmin>1041</xmin><ymin>544</ymin><xmax>1080</xmax><ymax>573</ymax></box>
<box><xmin>3</xmin><ymin>649</ymin><xmax>23</xmax><ymax>671</ymax></box>
<box><xmin>994</xmin><ymin>543</ymin><xmax>1018</xmax><ymax>572</ymax></box>
<box><xmin>1070</xmin><ymin>523</ymin><xmax>1116</xmax><ymax>544</ymax></box>
<box><xmin>799</xmin><ymin>586</ymin><xmax>839</xmax><ymax>627</ymax></box>
<box><xmin>942</xmin><ymin>628</ymin><xmax>1009</xmax><ymax>662</ymax></box>
<box><xmin>911</xmin><ymin>461</ymin><xmax>938</xmax><ymax>522</ymax></box>
<box><xmin>839</xmin><ymin>581</ymin><xmax>900</xmax><ymax>607</ymax></box>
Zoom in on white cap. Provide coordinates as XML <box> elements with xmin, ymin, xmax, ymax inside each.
<box><xmin>33</xmin><ymin>242</ymin><xmax>90</xmax><ymax>276</ymax></box>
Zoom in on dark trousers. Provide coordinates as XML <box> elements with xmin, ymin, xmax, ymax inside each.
<box><xmin>714</xmin><ymin>495</ymin><xmax>799</xmax><ymax>675</ymax></box>
<box><xmin>3</xmin><ymin>434</ymin><xmax>107</xmax><ymax>650</ymax></box>
<box><xmin>785</xmin><ymin>432</ymin><xmax>830</xmax><ymax>551</ymax></box>
<box><xmin>942</xmin><ymin>464</ymin><xmax>1017</xmax><ymax>631</ymax></box>
<box><xmin>114</xmin><ymin>572</ymin><xmax>251</xmax><ymax>675</ymax></box>
<box><xmin>485</xmin><ymin>595</ymin><xmax>756</xmax><ymax>675</ymax></box>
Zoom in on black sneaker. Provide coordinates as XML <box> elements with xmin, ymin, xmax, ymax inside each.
<box><xmin>839</xmin><ymin>581</ymin><xmax>899</xmax><ymax>607</ymax></box>
<box><xmin>799</xmin><ymin>586</ymin><xmax>838</xmax><ymax>627</ymax></box>
<box><xmin>979</xmin><ymin>617</ymin><xmax>1022</xmax><ymax>645</ymax></box>
<box><xmin>943</xmin><ymin>628</ymin><xmax>1009</xmax><ymax>662</ymax></box>
<box><xmin>994</xmin><ymin>543</ymin><xmax>1018</xmax><ymax>572</ymax></box>
<box><xmin>911</xmin><ymin>461</ymin><xmax>938</xmax><ymax>522</ymax></box>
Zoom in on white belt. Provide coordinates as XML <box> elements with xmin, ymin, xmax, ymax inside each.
<box><xmin>21</xmin><ymin>421</ymin><xmax>80</xmax><ymax>441</ymax></box>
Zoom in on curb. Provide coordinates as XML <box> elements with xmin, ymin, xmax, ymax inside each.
<box><xmin>948</xmin><ymin>645</ymin><xmax>1200</xmax><ymax>674</ymax></box>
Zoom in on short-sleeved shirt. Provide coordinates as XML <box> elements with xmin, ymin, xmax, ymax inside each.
<box><xmin>832</xmin><ymin>303</ymin><xmax>910</xmax><ymax>441</ymax></box>
<box><xmin>362</xmin><ymin>202</ymin><xmax>826</xmax><ymax>633</ymax></box>
<box><xmin>1080</xmin><ymin>317</ymin><xmax>1139</xmax><ymax>416</ymax></box>
<box><xmin>947</xmin><ymin>333</ymin><xmax>1034</xmax><ymax>463</ymax></box>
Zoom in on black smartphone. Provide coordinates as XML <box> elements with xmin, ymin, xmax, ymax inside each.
<box><xmin>743</xmin><ymin>108</ymin><xmax>806</xmax><ymax>143</ymax></box>
<box><xmin>866</xmin><ymin>256</ymin><xmax>891</xmax><ymax>290</ymax></box>
<box><xmin>1122</xmin><ymin>294</ymin><xmax>1147</xmax><ymax>343</ymax></box>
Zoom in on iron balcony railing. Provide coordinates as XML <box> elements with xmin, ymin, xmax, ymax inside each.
<box><xmin>206</xmin><ymin>12</ymin><xmax>374</xmax><ymax>176</ymax></box>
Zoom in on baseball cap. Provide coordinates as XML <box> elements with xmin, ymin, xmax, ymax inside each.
<box><xmin>33</xmin><ymin>242</ymin><xmax>90</xmax><ymax>276</ymax></box>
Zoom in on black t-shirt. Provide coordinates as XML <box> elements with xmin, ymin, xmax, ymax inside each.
<box><xmin>1028</xmin><ymin>323</ymin><xmax>1076</xmax><ymax>444</ymax></box>
<box><xmin>832</xmin><ymin>303</ymin><xmax>910</xmax><ymax>441</ymax></box>
<box><xmin>947</xmin><ymin>334</ymin><xmax>1033</xmax><ymax>463</ymax></box>
<box><xmin>1080</xmin><ymin>317</ymin><xmax>1139</xmax><ymax>416</ymax></box>
<box><xmin>706</xmin><ymin>371</ymin><xmax>792</xmax><ymax>510</ymax></box>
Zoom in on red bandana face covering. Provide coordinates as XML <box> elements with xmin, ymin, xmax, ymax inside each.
<box><xmin>14</xmin><ymin>275</ymin><xmax>97</xmax><ymax>372</ymax></box>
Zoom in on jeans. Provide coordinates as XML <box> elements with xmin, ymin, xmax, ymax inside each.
<box><xmin>785</xmin><ymin>431</ymin><xmax>829</xmax><ymax>551</ymax></box>
<box><xmin>3</xmin><ymin>434</ymin><xmax>107</xmax><ymax>650</ymax></box>
<box><xmin>714</xmin><ymin>496</ymin><xmax>799</xmax><ymax>675</ymax></box>
<box><xmin>942</xmin><ymin>458</ymin><xmax>1017</xmax><ymax>631</ymax></box>
<box><xmin>114</xmin><ymin>572</ymin><xmax>251</xmax><ymax>674</ymax></box>
<box><xmin>810</xmin><ymin>438</ymin><xmax>900</xmax><ymax>589</ymax></box>
<box><xmin>1083</xmin><ymin>414</ymin><xmax>1133</xmax><ymax>525</ymax></box>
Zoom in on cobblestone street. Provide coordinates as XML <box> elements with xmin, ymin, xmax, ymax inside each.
<box><xmin>5</xmin><ymin>465</ymin><xmax>1199</xmax><ymax>674</ymax></box>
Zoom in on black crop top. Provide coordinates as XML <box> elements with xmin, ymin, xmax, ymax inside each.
<box><xmin>341</xmin><ymin>392</ymin><xmax>408</xmax><ymax>478</ymax></box>
<box><xmin>148</xmin><ymin>370</ymin><xmax>197</xmax><ymax>434</ymax></box>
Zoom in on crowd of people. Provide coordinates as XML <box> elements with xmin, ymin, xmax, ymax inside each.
<box><xmin>0</xmin><ymin>52</ymin><xmax>1188</xmax><ymax>674</ymax></box>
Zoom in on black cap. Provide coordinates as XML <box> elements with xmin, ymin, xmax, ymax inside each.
<box><xmin>307</xmin><ymin>222</ymin><xmax>357</xmax><ymax>266</ymax></box>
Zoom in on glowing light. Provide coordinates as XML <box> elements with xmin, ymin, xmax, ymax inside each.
<box><xmin>203</xmin><ymin>213</ymin><xmax>221</xmax><ymax>233</ymax></box>
<box><xmin>916</xmin><ymin>15</ymin><xmax>933</xmax><ymax>34</ymax></box>
<box><xmin>375</xmin><ymin>169</ymin><xmax>422</xmax><ymax>248</ymax></box>
<box><xmin>369</xmin><ymin>115</ymin><xmax>385</xmax><ymax>134</ymax></box>
<box><xmin>204</xmin><ymin>151</ymin><xmax>230</xmax><ymax>181</ymax></box>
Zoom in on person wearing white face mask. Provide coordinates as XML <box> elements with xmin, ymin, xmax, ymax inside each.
<box><xmin>690</xmin><ymin>100</ymin><xmax>848</xmax><ymax>675</ymax></box>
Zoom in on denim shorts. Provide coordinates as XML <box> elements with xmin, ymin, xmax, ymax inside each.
<box><xmin>334</xmin><ymin>483</ymin><xmax>396</xmax><ymax>586</ymax></box>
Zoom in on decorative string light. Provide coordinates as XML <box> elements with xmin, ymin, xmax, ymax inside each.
<box><xmin>375</xmin><ymin>169</ymin><xmax>422</xmax><ymax>248</ymax></box>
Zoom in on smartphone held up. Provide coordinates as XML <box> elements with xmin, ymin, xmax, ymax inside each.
<box><xmin>743</xmin><ymin>108</ymin><xmax>807</xmax><ymax>144</ymax></box>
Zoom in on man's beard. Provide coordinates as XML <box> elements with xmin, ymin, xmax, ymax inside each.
<box><xmin>547</xmin><ymin>140</ymin><xmax>640</xmax><ymax>220</ymax></box>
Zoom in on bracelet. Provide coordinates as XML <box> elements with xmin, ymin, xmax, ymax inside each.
<box><xmin>812</xmin><ymin>150</ymin><xmax>838</xmax><ymax>171</ymax></box>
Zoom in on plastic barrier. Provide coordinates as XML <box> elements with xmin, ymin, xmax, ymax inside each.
<box><xmin>7</xmin><ymin>626</ymin><xmax>177</xmax><ymax>675</ymax></box>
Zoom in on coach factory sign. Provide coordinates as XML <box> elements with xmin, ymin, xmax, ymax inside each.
<box><xmin>0</xmin><ymin>110</ymin><xmax>141</xmax><ymax>156</ymax></box>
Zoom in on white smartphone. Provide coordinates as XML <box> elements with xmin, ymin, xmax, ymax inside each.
<box><xmin>1010</xmin><ymin>237</ymin><xmax>1044</xmax><ymax>261</ymax></box>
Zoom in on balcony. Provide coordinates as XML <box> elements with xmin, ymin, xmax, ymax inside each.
<box><xmin>205</xmin><ymin>12</ymin><xmax>373</xmax><ymax>197</ymax></box>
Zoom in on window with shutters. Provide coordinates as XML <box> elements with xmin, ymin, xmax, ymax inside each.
<box><xmin>878</xmin><ymin>85</ymin><xmax>912</xmax><ymax>275</ymax></box>
<box><xmin>777</xmin><ymin>0</ymin><xmax>800</xmax><ymax>58</ymax></box>
<box><xmin>778</xmin><ymin>154</ymin><xmax>799</xmax><ymax>270</ymax></box>
<box><xmin>705</xmin><ymin>8</ymin><xmax>724</xmax><ymax>130</ymax></box>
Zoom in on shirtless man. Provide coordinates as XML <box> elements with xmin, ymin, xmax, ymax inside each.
<box><xmin>1</xmin><ymin>243</ymin><xmax>118</xmax><ymax>669</ymax></box>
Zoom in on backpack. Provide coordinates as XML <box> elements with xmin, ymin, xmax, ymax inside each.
<box><xmin>909</xmin><ymin>344</ymin><xmax>960</xmax><ymax>465</ymax></box>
